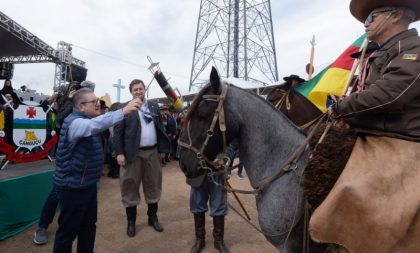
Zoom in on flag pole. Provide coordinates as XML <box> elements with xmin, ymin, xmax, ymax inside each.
<box><xmin>344</xmin><ymin>38</ymin><xmax>368</xmax><ymax>96</ymax></box>
<box><xmin>308</xmin><ymin>35</ymin><xmax>316</xmax><ymax>80</ymax></box>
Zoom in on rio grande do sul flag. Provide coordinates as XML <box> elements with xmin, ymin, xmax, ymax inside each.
<box><xmin>296</xmin><ymin>34</ymin><xmax>366</xmax><ymax>112</ymax></box>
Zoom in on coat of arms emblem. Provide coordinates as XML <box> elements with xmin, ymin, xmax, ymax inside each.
<box><xmin>12</xmin><ymin>103</ymin><xmax>47</xmax><ymax>151</ymax></box>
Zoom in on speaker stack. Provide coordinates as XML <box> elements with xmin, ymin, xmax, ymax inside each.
<box><xmin>61</xmin><ymin>64</ymin><xmax>88</xmax><ymax>83</ymax></box>
<box><xmin>0</xmin><ymin>62</ymin><xmax>14</xmax><ymax>80</ymax></box>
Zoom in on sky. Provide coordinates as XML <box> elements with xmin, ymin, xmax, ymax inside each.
<box><xmin>1</xmin><ymin>0</ymin><xmax>420</xmax><ymax>103</ymax></box>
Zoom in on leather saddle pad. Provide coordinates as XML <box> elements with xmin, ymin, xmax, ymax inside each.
<box><xmin>309</xmin><ymin>136</ymin><xmax>420</xmax><ymax>253</ymax></box>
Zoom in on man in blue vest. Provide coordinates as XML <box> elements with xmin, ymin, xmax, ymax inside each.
<box><xmin>52</xmin><ymin>88</ymin><xmax>141</xmax><ymax>253</ymax></box>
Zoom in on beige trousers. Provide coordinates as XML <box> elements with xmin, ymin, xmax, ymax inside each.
<box><xmin>120</xmin><ymin>147</ymin><xmax>162</xmax><ymax>207</ymax></box>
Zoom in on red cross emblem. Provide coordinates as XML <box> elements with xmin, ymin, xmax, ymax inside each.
<box><xmin>26</xmin><ymin>107</ymin><xmax>37</xmax><ymax>118</ymax></box>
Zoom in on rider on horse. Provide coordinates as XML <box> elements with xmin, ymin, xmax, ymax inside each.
<box><xmin>313</xmin><ymin>0</ymin><xmax>420</xmax><ymax>252</ymax></box>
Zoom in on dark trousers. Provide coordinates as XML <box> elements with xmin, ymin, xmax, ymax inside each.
<box><xmin>39</xmin><ymin>185</ymin><xmax>59</xmax><ymax>229</ymax></box>
<box><xmin>53</xmin><ymin>185</ymin><xmax>98</xmax><ymax>253</ymax></box>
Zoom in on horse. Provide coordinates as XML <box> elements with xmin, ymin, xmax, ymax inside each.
<box><xmin>266</xmin><ymin>84</ymin><xmax>322</xmax><ymax>128</ymax></box>
<box><xmin>178</xmin><ymin>67</ymin><xmax>327</xmax><ymax>253</ymax></box>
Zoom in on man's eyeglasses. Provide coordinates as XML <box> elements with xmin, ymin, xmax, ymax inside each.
<box><xmin>81</xmin><ymin>99</ymin><xmax>100</xmax><ymax>105</ymax></box>
<box><xmin>365</xmin><ymin>9</ymin><xmax>396</xmax><ymax>23</ymax></box>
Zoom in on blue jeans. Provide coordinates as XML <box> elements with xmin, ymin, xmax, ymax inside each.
<box><xmin>53</xmin><ymin>185</ymin><xmax>97</xmax><ymax>253</ymax></box>
<box><xmin>190</xmin><ymin>175</ymin><xmax>228</xmax><ymax>216</ymax></box>
<box><xmin>38</xmin><ymin>186</ymin><xmax>59</xmax><ymax>229</ymax></box>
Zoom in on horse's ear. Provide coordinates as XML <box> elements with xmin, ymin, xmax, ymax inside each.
<box><xmin>210</xmin><ymin>66</ymin><xmax>221</xmax><ymax>94</ymax></box>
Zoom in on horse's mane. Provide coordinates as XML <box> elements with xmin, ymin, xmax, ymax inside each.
<box><xmin>182</xmin><ymin>79</ymin><xmax>303</xmax><ymax>133</ymax></box>
<box><xmin>182</xmin><ymin>83</ymin><xmax>213</xmax><ymax>127</ymax></box>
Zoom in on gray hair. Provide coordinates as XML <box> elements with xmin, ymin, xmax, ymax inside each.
<box><xmin>72</xmin><ymin>88</ymin><xmax>94</xmax><ymax>107</ymax></box>
<box><xmin>80</xmin><ymin>80</ymin><xmax>96</xmax><ymax>92</ymax></box>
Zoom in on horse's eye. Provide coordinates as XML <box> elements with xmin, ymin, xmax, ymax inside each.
<box><xmin>198</xmin><ymin>110</ymin><xmax>208</xmax><ymax>119</ymax></box>
<box><xmin>197</xmin><ymin>101</ymin><xmax>211</xmax><ymax>119</ymax></box>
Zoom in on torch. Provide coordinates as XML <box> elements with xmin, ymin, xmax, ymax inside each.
<box><xmin>147</xmin><ymin>56</ymin><xmax>184</xmax><ymax>111</ymax></box>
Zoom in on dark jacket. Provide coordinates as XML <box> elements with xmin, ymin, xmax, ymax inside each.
<box><xmin>53</xmin><ymin>110</ymin><xmax>104</xmax><ymax>189</ymax></box>
<box><xmin>332</xmin><ymin>29</ymin><xmax>420</xmax><ymax>141</ymax></box>
<box><xmin>113</xmin><ymin>100</ymin><xmax>170</xmax><ymax>164</ymax></box>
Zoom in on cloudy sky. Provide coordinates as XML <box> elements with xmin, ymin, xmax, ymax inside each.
<box><xmin>2</xmin><ymin>0</ymin><xmax>420</xmax><ymax>102</ymax></box>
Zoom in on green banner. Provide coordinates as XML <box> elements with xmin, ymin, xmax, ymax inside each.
<box><xmin>0</xmin><ymin>169</ymin><xmax>54</xmax><ymax>240</ymax></box>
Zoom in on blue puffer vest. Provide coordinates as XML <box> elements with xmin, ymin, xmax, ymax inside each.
<box><xmin>53</xmin><ymin>110</ymin><xmax>104</xmax><ymax>189</ymax></box>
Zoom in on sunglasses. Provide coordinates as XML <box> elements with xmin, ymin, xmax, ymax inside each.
<box><xmin>365</xmin><ymin>9</ymin><xmax>396</xmax><ymax>23</ymax></box>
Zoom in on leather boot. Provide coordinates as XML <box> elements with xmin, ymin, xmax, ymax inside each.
<box><xmin>191</xmin><ymin>212</ymin><xmax>205</xmax><ymax>253</ymax></box>
<box><xmin>213</xmin><ymin>216</ymin><xmax>230</xmax><ymax>253</ymax></box>
<box><xmin>126</xmin><ymin>206</ymin><xmax>137</xmax><ymax>237</ymax></box>
<box><xmin>147</xmin><ymin>203</ymin><xmax>164</xmax><ymax>232</ymax></box>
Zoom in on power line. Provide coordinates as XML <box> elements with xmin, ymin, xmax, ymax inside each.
<box><xmin>71</xmin><ymin>44</ymin><xmax>194</xmax><ymax>82</ymax></box>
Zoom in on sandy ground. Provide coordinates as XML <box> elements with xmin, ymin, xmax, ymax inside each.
<box><xmin>0</xmin><ymin>160</ymin><xmax>278</xmax><ymax>253</ymax></box>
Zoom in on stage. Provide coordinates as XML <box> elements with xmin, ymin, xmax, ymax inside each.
<box><xmin>0</xmin><ymin>159</ymin><xmax>54</xmax><ymax>240</ymax></box>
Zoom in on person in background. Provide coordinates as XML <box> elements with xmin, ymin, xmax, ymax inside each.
<box><xmin>107</xmin><ymin>102</ymin><xmax>121</xmax><ymax>178</ymax></box>
<box><xmin>188</xmin><ymin>155</ymin><xmax>230</xmax><ymax>253</ymax></box>
<box><xmin>159</xmin><ymin>104</ymin><xmax>176</xmax><ymax>165</ymax></box>
<box><xmin>226</xmin><ymin>140</ymin><xmax>244</xmax><ymax>179</ymax></box>
<box><xmin>1</xmin><ymin>79</ymin><xmax>20</xmax><ymax>106</ymax></box>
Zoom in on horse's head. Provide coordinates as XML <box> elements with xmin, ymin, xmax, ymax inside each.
<box><xmin>178</xmin><ymin>67</ymin><xmax>235</xmax><ymax>178</ymax></box>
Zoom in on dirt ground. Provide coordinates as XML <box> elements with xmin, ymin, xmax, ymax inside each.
<box><xmin>0</xmin><ymin>160</ymin><xmax>277</xmax><ymax>253</ymax></box>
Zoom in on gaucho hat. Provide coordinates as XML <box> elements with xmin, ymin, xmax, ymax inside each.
<box><xmin>350</xmin><ymin>0</ymin><xmax>420</xmax><ymax>23</ymax></box>
<box><xmin>283</xmin><ymin>74</ymin><xmax>306</xmax><ymax>83</ymax></box>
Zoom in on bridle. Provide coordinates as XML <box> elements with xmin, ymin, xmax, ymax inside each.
<box><xmin>274</xmin><ymin>88</ymin><xmax>292</xmax><ymax>112</ymax></box>
<box><xmin>178</xmin><ymin>84</ymin><xmax>229</xmax><ymax>173</ymax></box>
<box><xmin>179</xmin><ymin>82</ymin><xmax>327</xmax><ymax>192</ymax></box>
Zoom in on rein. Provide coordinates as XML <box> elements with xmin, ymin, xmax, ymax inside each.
<box><xmin>226</xmin><ymin>112</ymin><xmax>327</xmax><ymax>195</ymax></box>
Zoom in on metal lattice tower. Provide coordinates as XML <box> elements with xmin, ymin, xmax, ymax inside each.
<box><xmin>189</xmin><ymin>0</ymin><xmax>278</xmax><ymax>91</ymax></box>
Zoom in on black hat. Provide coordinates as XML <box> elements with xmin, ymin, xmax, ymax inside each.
<box><xmin>350</xmin><ymin>41</ymin><xmax>380</xmax><ymax>59</ymax></box>
<box><xmin>283</xmin><ymin>74</ymin><xmax>306</xmax><ymax>83</ymax></box>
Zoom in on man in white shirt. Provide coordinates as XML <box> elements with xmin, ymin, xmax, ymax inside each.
<box><xmin>113</xmin><ymin>79</ymin><xmax>170</xmax><ymax>237</ymax></box>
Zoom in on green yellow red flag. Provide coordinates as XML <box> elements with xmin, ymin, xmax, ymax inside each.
<box><xmin>296</xmin><ymin>34</ymin><xmax>366</xmax><ymax>112</ymax></box>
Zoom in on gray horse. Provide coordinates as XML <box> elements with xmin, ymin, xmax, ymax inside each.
<box><xmin>178</xmin><ymin>67</ymin><xmax>327</xmax><ymax>253</ymax></box>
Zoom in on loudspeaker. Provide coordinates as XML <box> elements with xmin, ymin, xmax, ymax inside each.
<box><xmin>0</xmin><ymin>62</ymin><xmax>14</xmax><ymax>80</ymax></box>
<box><xmin>61</xmin><ymin>64</ymin><xmax>88</xmax><ymax>83</ymax></box>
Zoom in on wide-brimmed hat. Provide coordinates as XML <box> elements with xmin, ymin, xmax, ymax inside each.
<box><xmin>283</xmin><ymin>74</ymin><xmax>306</xmax><ymax>83</ymax></box>
<box><xmin>350</xmin><ymin>0</ymin><xmax>420</xmax><ymax>23</ymax></box>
